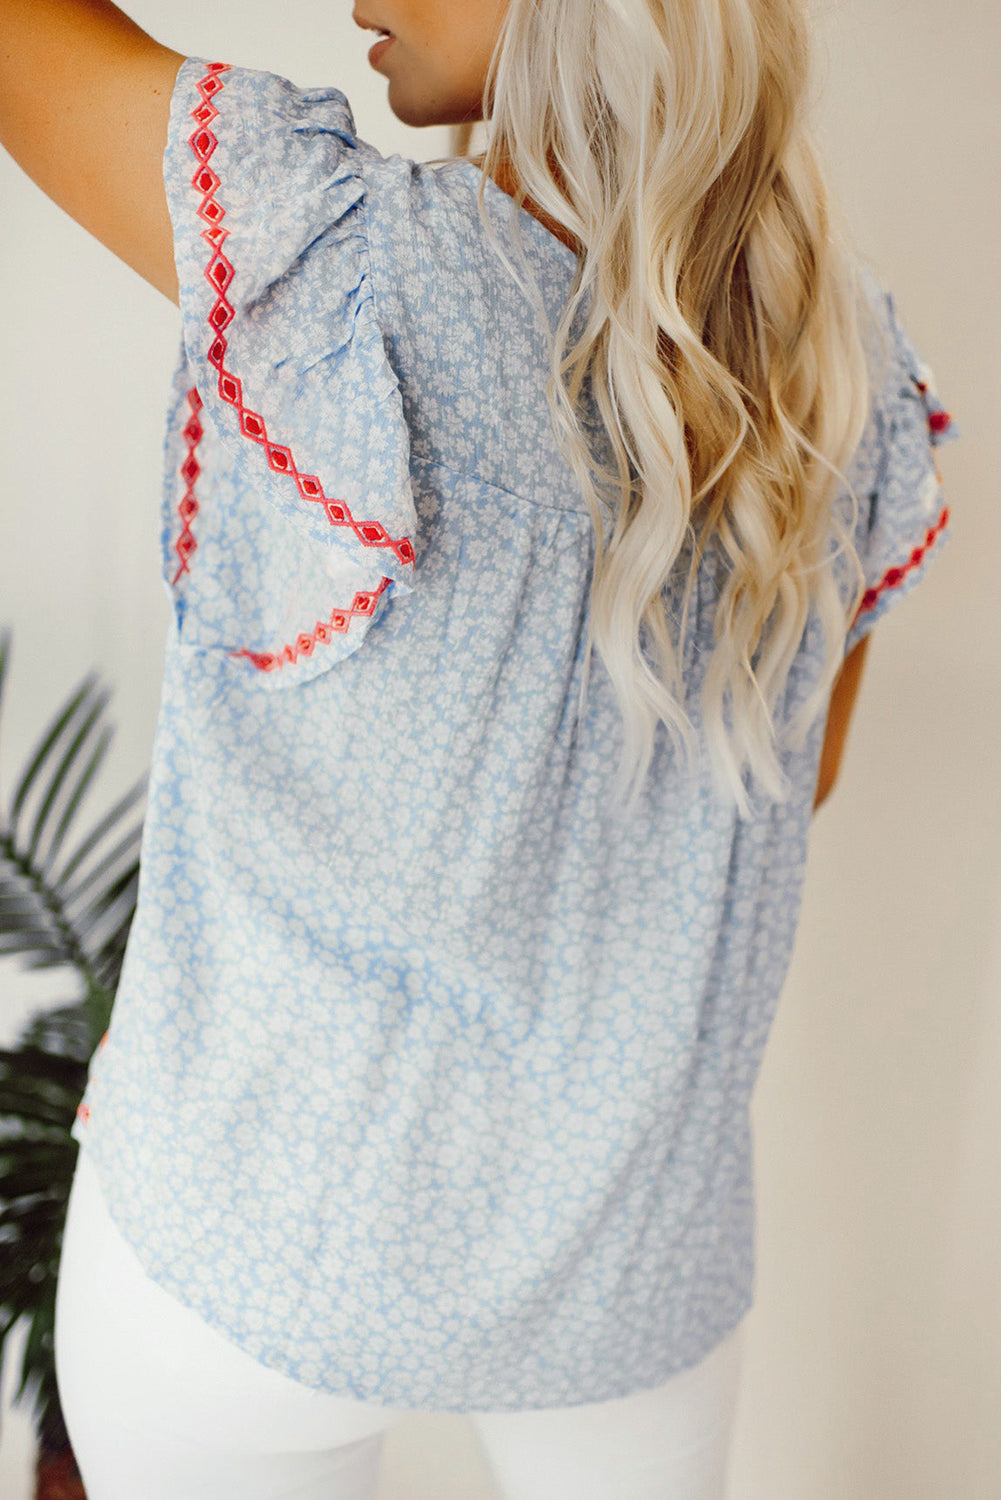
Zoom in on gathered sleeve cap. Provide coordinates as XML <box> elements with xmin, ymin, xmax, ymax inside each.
<box><xmin>841</xmin><ymin>266</ymin><xmax>961</xmax><ymax>658</ymax></box>
<box><xmin>159</xmin><ymin>58</ymin><xmax>417</xmax><ymax>688</ymax></box>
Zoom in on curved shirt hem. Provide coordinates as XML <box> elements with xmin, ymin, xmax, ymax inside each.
<box><xmin>72</xmin><ymin>1132</ymin><xmax>755</xmax><ymax>1414</ymax></box>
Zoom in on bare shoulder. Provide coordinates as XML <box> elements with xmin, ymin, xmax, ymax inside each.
<box><xmin>0</xmin><ymin>3</ymin><xmax>186</xmax><ymax>303</ymax></box>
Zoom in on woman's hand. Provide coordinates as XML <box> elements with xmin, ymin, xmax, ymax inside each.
<box><xmin>0</xmin><ymin>0</ymin><xmax>185</xmax><ymax>302</ymax></box>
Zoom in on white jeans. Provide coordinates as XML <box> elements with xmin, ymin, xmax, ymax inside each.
<box><xmin>55</xmin><ymin>1147</ymin><xmax>746</xmax><ymax>1500</ymax></box>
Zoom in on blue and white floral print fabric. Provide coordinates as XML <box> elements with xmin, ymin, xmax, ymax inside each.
<box><xmin>162</xmin><ymin>60</ymin><xmax>417</xmax><ymax>686</ymax></box>
<box><xmin>71</xmin><ymin>58</ymin><xmax>960</xmax><ymax>1412</ymax></box>
<box><xmin>841</xmin><ymin>267</ymin><xmax>960</xmax><ymax>657</ymax></box>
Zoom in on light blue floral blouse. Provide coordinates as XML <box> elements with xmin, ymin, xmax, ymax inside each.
<box><xmin>71</xmin><ymin>56</ymin><xmax>960</xmax><ymax>1411</ymax></box>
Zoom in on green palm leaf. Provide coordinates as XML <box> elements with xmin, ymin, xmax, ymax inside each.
<box><xmin>0</xmin><ymin>1046</ymin><xmax>88</xmax><ymax>1129</ymax></box>
<box><xmin>0</xmin><ymin>623</ymin><xmax>148</xmax><ymax>1452</ymax></box>
<box><xmin>9</xmin><ymin>674</ymin><xmax>107</xmax><ymax>844</ymax></box>
<box><xmin>50</xmin><ymin>775</ymin><xmax>147</xmax><ymax>895</ymax></box>
<box><xmin>18</xmin><ymin>1001</ymin><xmax>103</xmax><ymax>1062</ymax></box>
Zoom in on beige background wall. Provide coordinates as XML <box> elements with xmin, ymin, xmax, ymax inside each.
<box><xmin>1</xmin><ymin>0</ymin><xmax>996</xmax><ymax>1495</ymax></box>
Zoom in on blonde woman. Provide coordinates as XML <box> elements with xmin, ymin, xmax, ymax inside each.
<box><xmin>1</xmin><ymin>1</ymin><xmax>959</xmax><ymax>1497</ymax></box>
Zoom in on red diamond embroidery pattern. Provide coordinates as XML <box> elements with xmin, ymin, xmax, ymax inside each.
<box><xmin>226</xmin><ymin>576</ymin><xmax>393</xmax><ymax>673</ymax></box>
<box><xmin>172</xmin><ymin>387</ymin><xmax>204</xmax><ymax>584</ymax></box>
<box><xmin>851</xmin><ymin>502</ymin><xmax>951</xmax><ymax>626</ymax></box>
<box><xmin>176</xmin><ymin>61</ymin><xmax>415</xmax><ymax>674</ymax></box>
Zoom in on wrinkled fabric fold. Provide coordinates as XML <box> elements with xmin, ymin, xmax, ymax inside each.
<box><xmin>159</xmin><ymin>58</ymin><xmax>417</xmax><ymax>689</ymax></box>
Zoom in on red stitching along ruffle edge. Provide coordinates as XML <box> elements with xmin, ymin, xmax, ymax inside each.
<box><xmin>171</xmin><ymin>387</ymin><xmax>203</xmax><ymax>585</ymax></box>
<box><xmin>912</xmin><ymin>376</ymin><xmax>955</xmax><ymax>439</ymax></box>
<box><xmin>226</xmin><ymin>575</ymin><xmax>394</xmax><ymax>672</ymax></box>
<box><xmin>171</xmin><ymin>382</ymin><xmax>393</xmax><ymax>670</ymax></box>
<box><xmin>180</xmin><ymin>61</ymin><xmax>415</xmax><ymax>673</ymax></box>
<box><xmin>851</xmin><ymin>500</ymin><xmax>950</xmax><ymax>626</ymax></box>
<box><xmin>74</xmin><ymin>1030</ymin><xmax>109</xmax><ymax>1130</ymax></box>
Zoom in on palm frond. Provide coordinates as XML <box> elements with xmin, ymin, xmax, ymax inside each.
<box><xmin>0</xmin><ymin>1046</ymin><xmax>89</xmax><ymax>1128</ymax></box>
<box><xmin>25</xmin><ymin>700</ymin><xmax>113</xmax><ymax>877</ymax></box>
<box><xmin>58</xmin><ymin>820</ymin><xmax>143</xmax><ymax>913</ymax></box>
<box><xmin>9</xmin><ymin>674</ymin><xmax>107</xmax><ymax>845</ymax></box>
<box><xmin>0</xmin><ymin>638</ymin><xmax>147</xmax><ymax>990</ymax></box>
<box><xmin>0</xmin><ymin>624</ymin><xmax>148</xmax><ymax>1454</ymax></box>
<box><xmin>19</xmin><ymin>998</ymin><xmax>111</xmax><ymax>1063</ymax></box>
<box><xmin>40</xmin><ymin>722</ymin><xmax>116</xmax><ymax>882</ymax></box>
<box><xmin>50</xmin><ymin>774</ymin><xmax>147</xmax><ymax>895</ymax></box>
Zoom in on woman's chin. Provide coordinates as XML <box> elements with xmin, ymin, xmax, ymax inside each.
<box><xmin>383</xmin><ymin>74</ymin><xmax>484</xmax><ymax>131</ymax></box>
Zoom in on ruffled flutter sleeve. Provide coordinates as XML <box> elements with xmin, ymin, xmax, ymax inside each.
<box><xmin>842</xmin><ymin>268</ymin><xmax>961</xmax><ymax>658</ymax></box>
<box><xmin>159</xmin><ymin>58</ymin><xmax>417</xmax><ymax>688</ymax></box>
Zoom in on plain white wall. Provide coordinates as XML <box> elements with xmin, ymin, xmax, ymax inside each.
<box><xmin>0</xmin><ymin>1</ymin><xmax>996</xmax><ymax>1496</ymax></box>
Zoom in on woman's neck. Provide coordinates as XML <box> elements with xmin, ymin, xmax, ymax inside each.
<box><xmin>471</xmin><ymin>151</ymin><xmax>582</xmax><ymax>258</ymax></box>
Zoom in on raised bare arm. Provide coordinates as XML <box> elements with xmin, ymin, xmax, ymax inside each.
<box><xmin>0</xmin><ymin>0</ymin><xmax>186</xmax><ymax>302</ymax></box>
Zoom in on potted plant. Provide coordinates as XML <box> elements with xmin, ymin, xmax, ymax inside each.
<box><xmin>0</xmin><ymin>624</ymin><xmax>147</xmax><ymax>1498</ymax></box>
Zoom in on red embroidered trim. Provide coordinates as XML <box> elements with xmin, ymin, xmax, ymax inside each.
<box><xmin>182</xmin><ymin>61</ymin><xmax>414</xmax><ymax>673</ymax></box>
<box><xmin>74</xmin><ymin>1031</ymin><xmax>108</xmax><ymax>1128</ymax></box>
<box><xmin>912</xmin><ymin>378</ymin><xmax>955</xmax><ymax>437</ymax></box>
<box><xmin>172</xmin><ymin>387</ymin><xmax>204</xmax><ymax>586</ymax></box>
<box><xmin>171</xmin><ymin>382</ymin><xmax>390</xmax><ymax>671</ymax></box>
<box><xmin>227</xmin><ymin>575</ymin><xmax>393</xmax><ymax>672</ymax></box>
<box><xmin>852</xmin><ymin>501</ymin><xmax>950</xmax><ymax>625</ymax></box>
<box><xmin>74</xmin><ymin>1031</ymin><xmax>109</xmax><ymax>1127</ymax></box>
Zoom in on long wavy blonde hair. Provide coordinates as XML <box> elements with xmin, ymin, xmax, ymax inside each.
<box><xmin>444</xmin><ymin>0</ymin><xmax>878</xmax><ymax>821</ymax></box>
